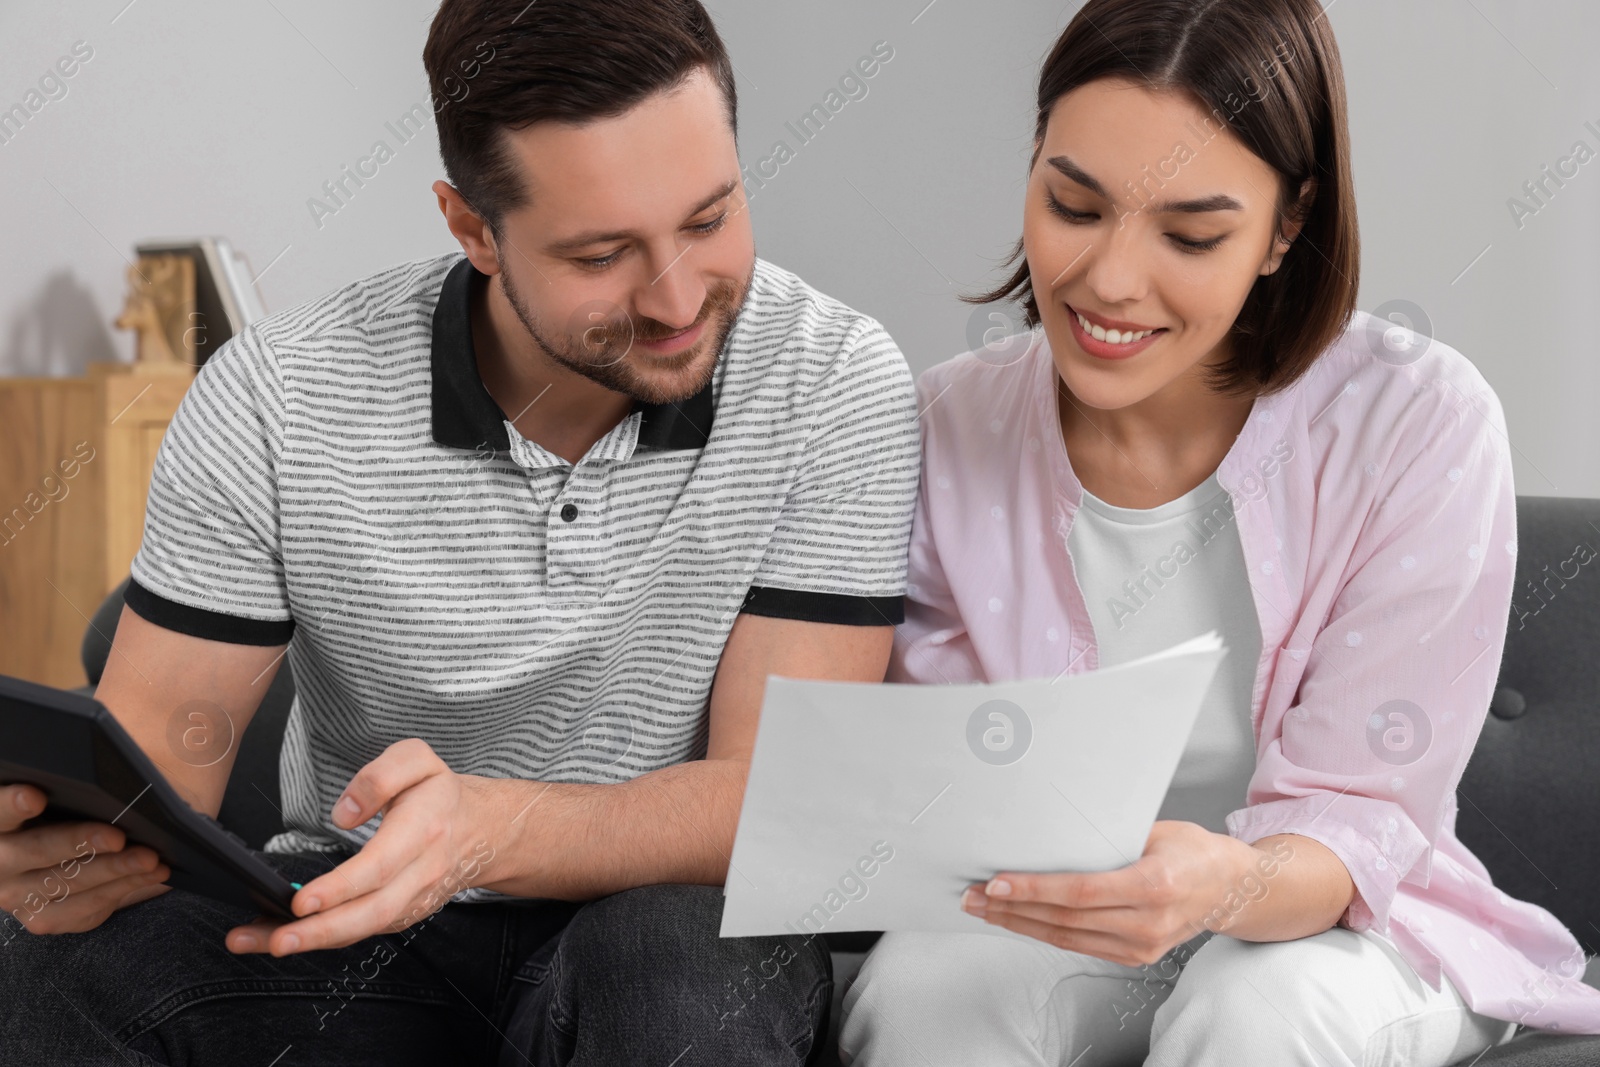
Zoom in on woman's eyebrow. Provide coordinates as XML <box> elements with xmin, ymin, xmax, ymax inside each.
<box><xmin>1046</xmin><ymin>154</ymin><xmax>1245</xmax><ymax>214</ymax></box>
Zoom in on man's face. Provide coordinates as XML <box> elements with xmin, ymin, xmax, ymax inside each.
<box><xmin>487</xmin><ymin>64</ymin><xmax>756</xmax><ymax>405</ymax></box>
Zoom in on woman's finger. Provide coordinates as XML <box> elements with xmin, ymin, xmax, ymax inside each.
<box><xmin>970</xmin><ymin>893</ymin><xmax>1145</xmax><ymax>939</ymax></box>
<box><xmin>984</xmin><ymin>865</ymin><xmax>1167</xmax><ymax>909</ymax></box>
<box><xmin>979</xmin><ymin>908</ymin><xmax>1159</xmax><ymax>967</ymax></box>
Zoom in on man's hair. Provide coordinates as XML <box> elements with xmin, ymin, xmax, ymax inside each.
<box><xmin>423</xmin><ymin>0</ymin><xmax>738</xmax><ymax>237</ymax></box>
<box><xmin>967</xmin><ymin>0</ymin><xmax>1360</xmax><ymax>398</ymax></box>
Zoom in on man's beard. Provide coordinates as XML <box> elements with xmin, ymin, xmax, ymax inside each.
<box><xmin>499</xmin><ymin>263</ymin><xmax>752</xmax><ymax>406</ymax></box>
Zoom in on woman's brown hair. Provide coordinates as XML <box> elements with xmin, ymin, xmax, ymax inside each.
<box><xmin>969</xmin><ymin>0</ymin><xmax>1360</xmax><ymax>397</ymax></box>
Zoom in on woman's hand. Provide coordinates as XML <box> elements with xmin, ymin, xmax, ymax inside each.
<box><xmin>960</xmin><ymin>820</ymin><xmax>1296</xmax><ymax>966</ymax></box>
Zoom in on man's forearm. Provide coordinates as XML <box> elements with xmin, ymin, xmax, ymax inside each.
<box><xmin>450</xmin><ymin>616</ymin><xmax>893</xmax><ymax>902</ymax></box>
<box><xmin>468</xmin><ymin>757</ymin><xmax>750</xmax><ymax>900</ymax></box>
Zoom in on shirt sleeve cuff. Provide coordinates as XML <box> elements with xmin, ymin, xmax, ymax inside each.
<box><xmin>124</xmin><ymin>578</ymin><xmax>296</xmax><ymax>647</ymax></box>
<box><xmin>1225</xmin><ymin>796</ymin><xmax>1431</xmax><ymax>936</ymax></box>
<box><xmin>739</xmin><ymin>586</ymin><xmax>904</xmax><ymax>626</ymax></box>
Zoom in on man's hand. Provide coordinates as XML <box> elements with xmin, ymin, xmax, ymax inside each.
<box><xmin>959</xmin><ymin>821</ymin><xmax>1334</xmax><ymax>965</ymax></box>
<box><xmin>0</xmin><ymin>606</ymin><xmax>289</xmax><ymax>941</ymax></box>
<box><xmin>225</xmin><ymin>739</ymin><xmax>500</xmax><ymax>956</ymax></box>
<box><xmin>228</xmin><ymin>613</ymin><xmax>896</xmax><ymax>953</ymax></box>
<box><xmin>0</xmin><ymin>784</ymin><xmax>172</xmax><ymax>936</ymax></box>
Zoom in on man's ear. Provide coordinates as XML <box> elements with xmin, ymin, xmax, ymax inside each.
<box><xmin>433</xmin><ymin>179</ymin><xmax>502</xmax><ymax>277</ymax></box>
<box><xmin>1262</xmin><ymin>177</ymin><xmax>1316</xmax><ymax>277</ymax></box>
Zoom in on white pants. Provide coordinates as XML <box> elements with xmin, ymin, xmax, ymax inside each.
<box><xmin>838</xmin><ymin>926</ymin><xmax>1519</xmax><ymax>1066</ymax></box>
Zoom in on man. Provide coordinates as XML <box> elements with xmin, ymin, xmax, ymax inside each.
<box><xmin>0</xmin><ymin>1</ymin><xmax>919</xmax><ymax>1063</ymax></box>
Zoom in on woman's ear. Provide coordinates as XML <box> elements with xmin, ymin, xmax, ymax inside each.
<box><xmin>1261</xmin><ymin>177</ymin><xmax>1317</xmax><ymax>276</ymax></box>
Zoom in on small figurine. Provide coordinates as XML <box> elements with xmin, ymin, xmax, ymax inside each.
<box><xmin>114</xmin><ymin>253</ymin><xmax>196</xmax><ymax>367</ymax></box>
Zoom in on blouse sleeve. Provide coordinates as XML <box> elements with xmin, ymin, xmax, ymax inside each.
<box><xmin>1224</xmin><ymin>383</ymin><xmax>1518</xmax><ymax>937</ymax></box>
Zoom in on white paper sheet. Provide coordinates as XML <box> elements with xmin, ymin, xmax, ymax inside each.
<box><xmin>719</xmin><ymin>631</ymin><xmax>1228</xmax><ymax>939</ymax></box>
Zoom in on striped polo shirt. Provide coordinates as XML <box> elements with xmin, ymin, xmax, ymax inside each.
<box><xmin>126</xmin><ymin>251</ymin><xmax>920</xmax><ymax>859</ymax></box>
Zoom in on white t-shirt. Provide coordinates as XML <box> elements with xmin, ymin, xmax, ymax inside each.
<box><xmin>1067</xmin><ymin>471</ymin><xmax>1262</xmax><ymax>833</ymax></box>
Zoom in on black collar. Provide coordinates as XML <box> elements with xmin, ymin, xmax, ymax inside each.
<box><xmin>430</xmin><ymin>256</ymin><xmax>715</xmax><ymax>454</ymax></box>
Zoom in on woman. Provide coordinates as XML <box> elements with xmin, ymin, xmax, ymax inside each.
<box><xmin>838</xmin><ymin>0</ymin><xmax>1600</xmax><ymax>1063</ymax></box>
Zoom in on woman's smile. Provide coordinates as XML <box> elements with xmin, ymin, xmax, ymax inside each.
<box><xmin>1066</xmin><ymin>302</ymin><xmax>1170</xmax><ymax>360</ymax></box>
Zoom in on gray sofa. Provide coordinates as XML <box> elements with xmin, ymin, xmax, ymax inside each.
<box><xmin>79</xmin><ymin>495</ymin><xmax>1600</xmax><ymax>1065</ymax></box>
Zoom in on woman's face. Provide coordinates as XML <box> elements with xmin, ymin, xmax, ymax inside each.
<box><xmin>1024</xmin><ymin>77</ymin><xmax>1302</xmax><ymax>413</ymax></box>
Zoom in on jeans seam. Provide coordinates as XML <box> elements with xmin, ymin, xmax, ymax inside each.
<box><xmin>789</xmin><ymin>934</ymin><xmax>835</xmax><ymax>1064</ymax></box>
<box><xmin>490</xmin><ymin>908</ymin><xmax>539</xmax><ymax>1061</ymax></box>
<box><xmin>794</xmin><ymin>972</ymin><xmax>833</xmax><ymax>1064</ymax></box>
<box><xmin>542</xmin><ymin>941</ymin><xmax>578</xmax><ymax>1038</ymax></box>
<box><xmin>117</xmin><ymin>977</ymin><xmax>461</xmax><ymax>1044</ymax></box>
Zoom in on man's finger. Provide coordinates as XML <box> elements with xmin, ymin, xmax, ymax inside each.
<box><xmin>0</xmin><ymin>820</ymin><xmax>126</xmax><ymax>874</ymax></box>
<box><xmin>331</xmin><ymin>738</ymin><xmax>444</xmax><ymax>830</ymax></box>
<box><xmin>225</xmin><ymin>918</ymin><xmax>286</xmax><ymax>954</ymax></box>
<box><xmin>14</xmin><ymin>865</ymin><xmax>170</xmax><ymax>935</ymax></box>
<box><xmin>0</xmin><ymin>843</ymin><xmax>160</xmax><ymax>910</ymax></box>
<box><xmin>292</xmin><ymin>810</ymin><xmax>430</xmax><ymax>917</ymax></box>
<box><xmin>264</xmin><ymin>868</ymin><xmax>431</xmax><ymax>955</ymax></box>
<box><xmin>116</xmin><ymin>881</ymin><xmax>172</xmax><ymax>910</ymax></box>
<box><xmin>0</xmin><ymin>785</ymin><xmax>48</xmax><ymax>834</ymax></box>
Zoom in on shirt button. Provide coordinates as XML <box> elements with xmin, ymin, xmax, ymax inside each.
<box><xmin>560</xmin><ymin>503</ymin><xmax>579</xmax><ymax>523</ymax></box>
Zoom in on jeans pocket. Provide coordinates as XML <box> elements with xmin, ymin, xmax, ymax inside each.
<box><xmin>511</xmin><ymin>937</ymin><xmax>558</xmax><ymax>987</ymax></box>
<box><xmin>500</xmin><ymin>940</ymin><xmax>580</xmax><ymax>1067</ymax></box>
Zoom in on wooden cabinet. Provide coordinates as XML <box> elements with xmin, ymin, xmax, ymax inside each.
<box><xmin>0</xmin><ymin>362</ymin><xmax>193</xmax><ymax>688</ymax></box>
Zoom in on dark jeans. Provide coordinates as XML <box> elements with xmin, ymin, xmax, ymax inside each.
<box><xmin>0</xmin><ymin>850</ymin><xmax>832</xmax><ymax>1067</ymax></box>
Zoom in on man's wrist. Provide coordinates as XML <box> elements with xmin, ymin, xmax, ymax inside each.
<box><xmin>460</xmin><ymin>774</ymin><xmax>536</xmax><ymax>893</ymax></box>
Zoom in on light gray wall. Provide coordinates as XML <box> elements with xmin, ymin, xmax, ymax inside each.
<box><xmin>3</xmin><ymin>0</ymin><xmax>1596</xmax><ymax>496</ymax></box>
